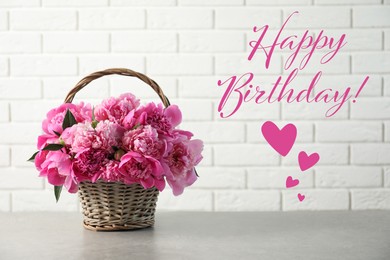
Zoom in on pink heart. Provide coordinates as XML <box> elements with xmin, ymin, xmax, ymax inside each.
<box><xmin>261</xmin><ymin>121</ymin><xmax>297</xmax><ymax>157</ymax></box>
<box><xmin>298</xmin><ymin>151</ymin><xmax>320</xmax><ymax>171</ymax></box>
<box><xmin>298</xmin><ymin>193</ymin><xmax>305</xmax><ymax>202</ymax></box>
<box><xmin>286</xmin><ymin>176</ymin><xmax>299</xmax><ymax>188</ymax></box>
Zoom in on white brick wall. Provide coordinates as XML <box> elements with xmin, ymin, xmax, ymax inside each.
<box><xmin>0</xmin><ymin>1</ymin><xmax>389</xmax><ymax>212</ymax></box>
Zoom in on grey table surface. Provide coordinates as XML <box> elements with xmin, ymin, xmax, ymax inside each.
<box><xmin>0</xmin><ymin>211</ymin><xmax>389</xmax><ymax>260</ymax></box>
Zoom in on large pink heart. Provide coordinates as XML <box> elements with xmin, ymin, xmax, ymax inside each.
<box><xmin>286</xmin><ymin>176</ymin><xmax>299</xmax><ymax>188</ymax></box>
<box><xmin>261</xmin><ymin>121</ymin><xmax>297</xmax><ymax>156</ymax></box>
<box><xmin>298</xmin><ymin>151</ymin><xmax>320</xmax><ymax>171</ymax></box>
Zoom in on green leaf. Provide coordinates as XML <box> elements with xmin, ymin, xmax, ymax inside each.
<box><xmin>194</xmin><ymin>167</ymin><xmax>199</xmax><ymax>177</ymax></box>
<box><xmin>132</xmin><ymin>123</ymin><xmax>141</xmax><ymax>130</ymax></box>
<box><xmin>62</xmin><ymin>109</ymin><xmax>77</xmax><ymax>130</ymax></box>
<box><xmin>42</xmin><ymin>143</ymin><xmax>64</xmax><ymax>151</ymax></box>
<box><xmin>54</xmin><ymin>186</ymin><xmax>62</xmax><ymax>203</ymax></box>
<box><xmin>27</xmin><ymin>151</ymin><xmax>39</xmax><ymax>162</ymax></box>
<box><xmin>53</xmin><ymin>130</ymin><xmax>61</xmax><ymax>137</ymax></box>
<box><xmin>92</xmin><ymin>106</ymin><xmax>96</xmax><ymax>122</ymax></box>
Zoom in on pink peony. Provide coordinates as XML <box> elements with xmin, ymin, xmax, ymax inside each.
<box><xmin>62</xmin><ymin>121</ymin><xmax>125</xmax><ymax>183</ymax></box>
<box><xmin>72</xmin><ymin>148</ymin><xmax>109</xmax><ymax>183</ymax></box>
<box><xmin>122</xmin><ymin>125</ymin><xmax>166</xmax><ymax>160</ymax></box>
<box><xmin>163</xmin><ymin>134</ymin><xmax>203</xmax><ymax>196</ymax></box>
<box><xmin>101</xmin><ymin>160</ymin><xmax>121</xmax><ymax>182</ymax></box>
<box><xmin>35</xmin><ymin>150</ymin><xmax>78</xmax><ymax>193</ymax></box>
<box><xmin>38</xmin><ymin>102</ymin><xmax>92</xmax><ymax>149</ymax></box>
<box><xmin>130</xmin><ymin>103</ymin><xmax>182</xmax><ymax>136</ymax></box>
<box><xmin>95</xmin><ymin>93</ymin><xmax>140</xmax><ymax>124</ymax></box>
<box><xmin>118</xmin><ymin>152</ymin><xmax>165</xmax><ymax>191</ymax></box>
<box><xmin>62</xmin><ymin>121</ymin><xmax>124</xmax><ymax>154</ymax></box>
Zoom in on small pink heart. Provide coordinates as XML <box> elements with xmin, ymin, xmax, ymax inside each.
<box><xmin>298</xmin><ymin>151</ymin><xmax>320</xmax><ymax>171</ymax></box>
<box><xmin>286</xmin><ymin>176</ymin><xmax>299</xmax><ymax>188</ymax></box>
<box><xmin>261</xmin><ymin>121</ymin><xmax>297</xmax><ymax>157</ymax></box>
<box><xmin>298</xmin><ymin>193</ymin><xmax>305</xmax><ymax>202</ymax></box>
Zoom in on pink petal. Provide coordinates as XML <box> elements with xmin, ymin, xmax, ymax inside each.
<box><xmin>165</xmin><ymin>105</ymin><xmax>182</xmax><ymax>127</ymax></box>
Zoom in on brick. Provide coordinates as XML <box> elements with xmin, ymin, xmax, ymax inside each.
<box><xmin>352</xmin><ymin>53</ymin><xmax>390</xmax><ymax>73</ymax></box>
<box><xmin>0</xmin><ymin>168</ymin><xmax>43</xmax><ymax>189</ymax></box>
<box><xmin>282</xmin><ymin>101</ymin><xmax>349</xmax><ymax>120</ymax></box>
<box><xmin>351</xmin><ymin>189</ymin><xmax>390</xmax><ymax>210</ymax></box>
<box><xmin>180</xmin><ymin>32</ymin><xmax>245</xmax><ymax>52</ymax></box>
<box><xmin>79</xmin><ymin>55</ymin><xmax>145</xmax><ymax>75</ymax></box>
<box><xmin>11</xmin><ymin>56</ymin><xmax>77</xmax><ymax>76</ymax></box>
<box><xmin>10</xmin><ymin>100</ymin><xmax>59</xmax><ymax>122</ymax></box>
<box><xmin>0</xmin><ymin>0</ymin><xmax>40</xmax><ymax>6</ymax></box>
<box><xmin>385</xmin><ymin>30</ymin><xmax>390</xmax><ymax>50</ymax></box>
<box><xmin>216</xmin><ymin>8</ymin><xmax>281</xmax><ymax>29</ymax></box>
<box><xmin>193</xmin><ymin>167</ymin><xmax>246</xmax><ymax>189</ymax></box>
<box><xmin>11</xmin><ymin>145</ymin><xmax>37</xmax><ymax>167</ymax></box>
<box><xmin>316</xmin><ymin>122</ymin><xmax>382</xmax><ymax>142</ymax></box>
<box><xmin>385</xmin><ymin>122</ymin><xmax>390</xmax><ymax>142</ymax></box>
<box><xmin>214</xmin><ymin>144</ymin><xmax>279</xmax><ymax>166</ymax></box>
<box><xmin>281</xmin><ymin>144</ymin><xmax>349</xmax><ymax>166</ymax></box>
<box><xmin>283</xmin><ymin>189</ymin><xmax>349</xmax><ymax>210</ymax></box>
<box><xmin>317</xmin><ymin>75</ymin><xmax>382</xmax><ymax>97</ymax></box>
<box><xmin>282</xmin><ymin>53</ymin><xmax>350</xmax><ymax>75</ymax></box>
<box><xmin>0</xmin><ymin>192</ymin><xmax>10</xmax><ymax>212</ymax></box>
<box><xmin>110</xmin><ymin>76</ymin><xmax>176</xmax><ymax>99</ymax></box>
<box><xmin>0</xmin><ymin>123</ymin><xmax>41</xmax><ymax>144</ymax></box>
<box><xmin>215</xmin><ymin>190</ymin><xmax>280</xmax><ymax>211</ymax></box>
<box><xmin>79</xmin><ymin>9</ymin><xmax>145</xmax><ymax>30</ymax></box>
<box><xmin>180</xmin><ymin>122</ymin><xmax>245</xmax><ymax>143</ymax></box>
<box><xmin>43</xmin><ymin>33</ymin><xmax>109</xmax><ymax>53</ymax></box>
<box><xmin>385</xmin><ymin>167</ymin><xmax>390</xmax><ymax>187</ymax></box>
<box><xmin>43</xmin><ymin>0</ymin><xmax>108</xmax><ymax>6</ymax></box>
<box><xmin>10</xmin><ymin>10</ymin><xmax>76</xmax><ymax>30</ymax></box>
<box><xmin>316</xmin><ymin>0</ymin><xmax>381</xmax><ymax>3</ymax></box>
<box><xmin>147</xmin><ymin>55</ymin><xmax>213</xmax><ymax>75</ymax></box>
<box><xmin>112</xmin><ymin>32</ymin><xmax>176</xmax><ymax>53</ymax></box>
<box><xmin>247</xmin><ymin>121</ymin><xmax>313</xmax><ymax>143</ymax></box>
<box><xmin>111</xmin><ymin>0</ymin><xmax>176</xmax><ymax>5</ymax></box>
<box><xmin>157</xmin><ymin>189</ymin><xmax>212</xmax><ymax>211</ymax></box>
<box><xmin>216</xmin><ymin>54</ymin><xmax>281</xmax><ymax>75</ymax></box>
<box><xmin>179</xmin><ymin>76</ymin><xmax>225</xmax><ymax>98</ymax></box>
<box><xmin>12</xmin><ymin>190</ymin><xmax>78</xmax><ymax>212</ymax></box>
<box><xmin>0</xmin><ymin>102</ymin><xmax>9</xmax><ymax>122</ymax></box>
<box><xmin>324</xmin><ymin>29</ymin><xmax>382</xmax><ymax>51</ymax></box>
<box><xmin>216</xmin><ymin>100</ymin><xmax>280</xmax><ymax>121</ymax></box>
<box><xmin>0</xmin><ymin>79</ymin><xmax>41</xmax><ymax>99</ymax></box>
<box><xmin>248</xmin><ymin>167</ymin><xmax>314</xmax><ymax>188</ymax></box>
<box><xmin>351</xmin><ymin>98</ymin><xmax>390</xmax><ymax>119</ymax></box>
<box><xmin>351</xmin><ymin>144</ymin><xmax>390</xmax><ymax>165</ymax></box>
<box><xmin>197</xmin><ymin>145</ymin><xmax>212</xmax><ymax>167</ymax></box>
<box><xmin>179</xmin><ymin>0</ymin><xmax>243</xmax><ymax>5</ymax></box>
<box><xmin>0</xmin><ymin>33</ymin><xmax>41</xmax><ymax>53</ymax></box>
<box><xmin>248</xmin><ymin>0</ymin><xmax>310</xmax><ymax>4</ymax></box>
<box><xmin>148</xmin><ymin>9</ymin><xmax>213</xmax><ymax>29</ymax></box>
<box><xmin>0</xmin><ymin>57</ymin><xmax>8</xmax><ymax>76</ymax></box>
<box><xmin>283</xmin><ymin>8</ymin><xmax>350</xmax><ymax>28</ymax></box>
<box><xmin>0</xmin><ymin>10</ymin><xmax>7</xmax><ymax>30</ymax></box>
<box><xmin>384</xmin><ymin>76</ymin><xmax>390</xmax><ymax>96</ymax></box>
<box><xmin>316</xmin><ymin>166</ymin><xmax>382</xmax><ymax>188</ymax></box>
<box><xmin>172</xmin><ymin>99</ymin><xmax>213</xmax><ymax>121</ymax></box>
<box><xmin>43</xmin><ymin>77</ymin><xmax>109</xmax><ymax>99</ymax></box>
<box><xmin>0</xmin><ymin>146</ymin><xmax>10</xmax><ymax>166</ymax></box>
<box><xmin>353</xmin><ymin>7</ymin><xmax>390</xmax><ymax>27</ymax></box>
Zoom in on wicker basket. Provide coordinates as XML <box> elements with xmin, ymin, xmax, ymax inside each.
<box><xmin>64</xmin><ymin>68</ymin><xmax>171</xmax><ymax>231</ymax></box>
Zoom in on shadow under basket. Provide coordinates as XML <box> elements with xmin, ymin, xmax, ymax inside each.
<box><xmin>78</xmin><ymin>181</ymin><xmax>159</xmax><ymax>231</ymax></box>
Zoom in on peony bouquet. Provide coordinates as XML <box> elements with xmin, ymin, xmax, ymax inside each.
<box><xmin>29</xmin><ymin>93</ymin><xmax>203</xmax><ymax>201</ymax></box>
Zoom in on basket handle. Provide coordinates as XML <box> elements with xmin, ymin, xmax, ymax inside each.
<box><xmin>64</xmin><ymin>68</ymin><xmax>171</xmax><ymax>108</ymax></box>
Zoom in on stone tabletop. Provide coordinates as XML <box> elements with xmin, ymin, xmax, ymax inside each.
<box><xmin>0</xmin><ymin>211</ymin><xmax>389</xmax><ymax>260</ymax></box>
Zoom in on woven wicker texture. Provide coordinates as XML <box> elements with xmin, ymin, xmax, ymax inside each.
<box><xmin>65</xmin><ymin>68</ymin><xmax>169</xmax><ymax>231</ymax></box>
<box><xmin>79</xmin><ymin>182</ymin><xmax>159</xmax><ymax>231</ymax></box>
